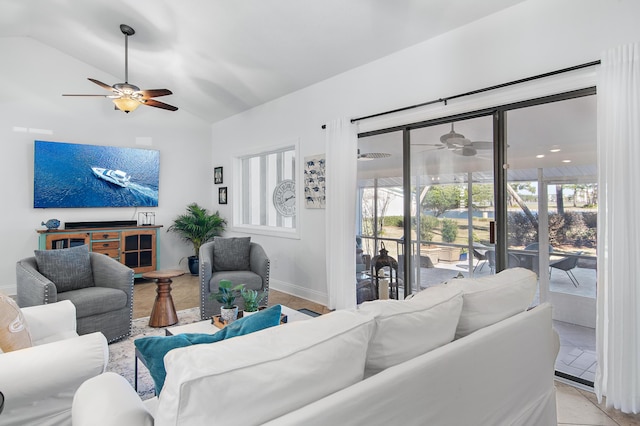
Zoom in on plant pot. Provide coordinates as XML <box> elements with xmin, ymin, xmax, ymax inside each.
<box><xmin>187</xmin><ymin>256</ymin><xmax>199</xmax><ymax>276</ymax></box>
<box><xmin>439</xmin><ymin>247</ymin><xmax>461</xmax><ymax>262</ymax></box>
<box><xmin>220</xmin><ymin>306</ymin><xmax>238</xmax><ymax>323</ymax></box>
<box><xmin>459</xmin><ymin>252</ymin><xmax>468</xmax><ymax>261</ymax></box>
<box><xmin>242</xmin><ymin>310</ymin><xmax>259</xmax><ymax>317</ymax></box>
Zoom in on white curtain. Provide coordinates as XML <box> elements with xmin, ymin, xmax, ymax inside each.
<box><xmin>325</xmin><ymin>118</ymin><xmax>358</xmax><ymax>310</ymax></box>
<box><xmin>595</xmin><ymin>43</ymin><xmax>640</xmax><ymax>414</ymax></box>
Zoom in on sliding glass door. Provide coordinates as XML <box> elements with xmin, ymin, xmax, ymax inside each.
<box><xmin>354</xmin><ymin>89</ymin><xmax>598</xmax><ymax>387</ymax></box>
<box><xmin>409</xmin><ymin>116</ymin><xmax>495</xmax><ymax>292</ymax></box>
<box><xmin>505</xmin><ymin>94</ymin><xmax>598</xmax><ymax>385</ymax></box>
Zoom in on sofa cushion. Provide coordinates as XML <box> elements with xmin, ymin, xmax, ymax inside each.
<box><xmin>357</xmin><ymin>284</ymin><xmax>463</xmax><ymax>376</ymax></box>
<box><xmin>57</xmin><ymin>287</ymin><xmax>127</xmax><ymax>318</ymax></box>
<box><xmin>34</xmin><ymin>244</ymin><xmax>94</xmax><ymax>292</ymax></box>
<box><xmin>0</xmin><ymin>292</ymin><xmax>32</xmax><ymax>352</ymax></box>
<box><xmin>134</xmin><ymin>304</ymin><xmax>282</xmax><ymax>393</ymax></box>
<box><xmin>155</xmin><ymin>310</ymin><xmax>375</xmax><ymax>426</ymax></box>
<box><xmin>447</xmin><ymin>267</ymin><xmax>537</xmax><ymax>339</ymax></box>
<box><xmin>212</xmin><ymin>237</ymin><xmax>251</xmax><ymax>271</ymax></box>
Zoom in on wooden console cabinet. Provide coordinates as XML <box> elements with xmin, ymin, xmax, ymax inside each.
<box><xmin>37</xmin><ymin>225</ymin><xmax>162</xmax><ymax>276</ymax></box>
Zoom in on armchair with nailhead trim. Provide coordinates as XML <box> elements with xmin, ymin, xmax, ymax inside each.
<box><xmin>16</xmin><ymin>248</ymin><xmax>134</xmax><ymax>343</ymax></box>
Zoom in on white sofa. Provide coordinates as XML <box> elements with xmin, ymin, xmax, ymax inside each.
<box><xmin>73</xmin><ymin>268</ymin><xmax>560</xmax><ymax>426</ymax></box>
<box><xmin>0</xmin><ymin>300</ymin><xmax>108</xmax><ymax>426</ymax></box>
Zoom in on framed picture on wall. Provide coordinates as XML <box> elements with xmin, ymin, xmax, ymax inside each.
<box><xmin>219</xmin><ymin>187</ymin><xmax>228</xmax><ymax>204</ymax></box>
<box><xmin>214</xmin><ymin>167</ymin><xmax>223</xmax><ymax>184</ymax></box>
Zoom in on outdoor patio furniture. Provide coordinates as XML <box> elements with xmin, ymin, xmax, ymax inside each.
<box><xmin>549</xmin><ymin>251</ymin><xmax>583</xmax><ymax>287</ymax></box>
<box><xmin>520</xmin><ymin>243</ymin><xmax>554</xmax><ymax>272</ymax></box>
<box><xmin>473</xmin><ymin>248</ymin><xmax>489</xmax><ymax>272</ymax></box>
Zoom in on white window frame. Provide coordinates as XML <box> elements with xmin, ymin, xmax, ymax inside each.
<box><xmin>231</xmin><ymin>140</ymin><xmax>300</xmax><ymax>239</ymax></box>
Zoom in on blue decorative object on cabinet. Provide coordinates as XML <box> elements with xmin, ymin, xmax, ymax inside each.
<box><xmin>42</xmin><ymin>219</ymin><xmax>60</xmax><ymax>229</ymax></box>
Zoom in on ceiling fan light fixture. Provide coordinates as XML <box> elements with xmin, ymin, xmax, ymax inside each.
<box><xmin>113</xmin><ymin>97</ymin><xmax>141</xmax><ymax>113</ymax></box>
<box><xmin>62</xmin><ymin>24</ymin><xmax>177</xmax><ymax>113</ymax></box>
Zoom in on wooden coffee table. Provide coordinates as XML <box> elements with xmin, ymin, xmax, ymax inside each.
<box><xmin>143</xmin><ymin>269</ymin><xmax>185</xmax><ymax>328</ymax></box>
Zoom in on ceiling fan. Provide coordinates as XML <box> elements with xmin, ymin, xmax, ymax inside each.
<box><xmin>415</xmin><ymin>123</ymin><xmax>492</xmax><ymax>157</ymax></box>
<box><xmin>63</xmin><ymin>24</ymin><xmax>178</xmax><ymax>113</ymax></box>
<box><xmin>357</xmin><ymin>149</ymin><xmax>391</xmax><ymax>161</ymax></box>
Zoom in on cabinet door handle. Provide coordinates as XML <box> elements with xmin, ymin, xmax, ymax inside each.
<box><xmin>103</xmin><ymin>243</ymin><xmax>109</xmax><ymax>247</ymax></box>
<box><xmin>102</xmin><ymin>234</ymin><xmax>109</xmax><ymax>239</ymax></box>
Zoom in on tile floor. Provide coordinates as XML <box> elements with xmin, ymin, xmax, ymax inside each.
<box><xmin>133</xmin><ymin>274</ymin><xmax>640</xmax><ymax>425</ymax></box>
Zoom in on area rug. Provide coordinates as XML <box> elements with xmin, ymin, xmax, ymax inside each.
<box><xmin>107</xmin><ymin>307</ymin><xmax>201</xmax><ymax>400</ymax></box>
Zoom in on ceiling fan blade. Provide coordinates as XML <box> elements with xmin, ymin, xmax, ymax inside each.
<box><xmin>62</xmin><ymin>94</ymin><xmax>109</xmax><ymax>97</ymax></box>
<box><xmin>470</xmin><ymin>141</ymin><xmax>493</xmax><ymax>150</ymax></box>
<box><xmin>137</xmin><ymin>89</ymin><xmax>173</xmax><ymax>99</ymax></box>
<box><xmin>143</xmin><ymin>99</ymin><xmax>179</xmax><ymax>111</ymax></box>
<box><xmin>412</xmin><ymin>143</ymin><xmax>444</xmax><ymax>147</ymax></box>
<box><xmin>87</xmin><ymin>78</ymin><xmax>115</xmax><ymax>92</ymax></box>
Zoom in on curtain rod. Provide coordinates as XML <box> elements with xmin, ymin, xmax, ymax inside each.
<box><xmin>321</xmin><ymin>60</ymin><xmax>600</xmax><ymax>129</ymax></box>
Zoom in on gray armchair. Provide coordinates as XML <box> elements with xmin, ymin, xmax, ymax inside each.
<box><xmin>16</xmin><ymin>246</ymin><xmax>134</xmax><ymax>343</ymax></box>
<box><xmin>200</xmin><ymin>238</ymin><xmax>270</xmax><ymax>320</ymax></box>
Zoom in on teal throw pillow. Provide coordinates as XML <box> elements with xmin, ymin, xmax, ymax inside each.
<box><xmin>134</xmin><ymin>304</ymin><xmax>282</xmax><ymax>393</ymax></box>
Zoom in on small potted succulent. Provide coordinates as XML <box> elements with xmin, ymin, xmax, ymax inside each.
<box><xmin>241</xmin><ymin>288</ymin><xmax>267</xmax><ymax>317</ymax></box>
<box><xmin>210</xmin><ymin>279</ymin><xmax>244</xmax><ymax>323</ymax></box>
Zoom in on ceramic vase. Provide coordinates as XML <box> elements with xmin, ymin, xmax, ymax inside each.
<box><xmin>220</xmin><ymin>306</ymin><xmax>238</xmax><ymax>323</ymax></box>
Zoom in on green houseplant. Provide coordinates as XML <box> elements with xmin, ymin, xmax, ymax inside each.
<box><xmin>210</xmin><ymin>279</ymin><xmax>244</xmax><ymax>322</ymax></box>
<box><xmin>168</xmin><ymin>203</ymin><xmax>226</xmax><ymax>275</ymax></box>
<box><xmin>241</xmin><ymin>288</ymin><xmax>267</xmax><ymax>315</ymax></box>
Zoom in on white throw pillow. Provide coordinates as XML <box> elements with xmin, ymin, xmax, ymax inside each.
<box><xmin>155</xmin><ymin>310</ymin><xmax>375</xmax><ymax>426</ymax></box>
<box><xmin>356</xmin><ymin>284</ymin><xmax>463</xmax><ymax>377</ymax></box>
<box><xmin>447</xmin><ymin>267</ymin><xmax>537</xmax><ymax>339</ymax></box>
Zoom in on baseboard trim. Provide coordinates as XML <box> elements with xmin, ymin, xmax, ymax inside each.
<box><xmin>269</xmin><ymin>279</ymin><xmax>327</xmax><ymax>307</ymax></box>
<box><xmin>0</xmin><ymin>284</ymin><xmax>16</xmax><ymax>297</ymax></box>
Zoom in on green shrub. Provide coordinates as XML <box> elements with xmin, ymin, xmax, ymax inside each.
<box><xmin>441</xmin><ymin>218</ymin><xmax>458</xmax><ymax>243</ymax></box>
<box><xmin>383</xmin><ymin>216</ymin><xmax>404</xmax><ymax>227</ymax></box>
<box><xmin>507</xmin><ymin>212</ymin><xmax>538</xmax><ymax>246</ymax></box>
<box><xmin>419</xmin><ymin>216</ymin><xmax>439</xmax><ymax>242</ymax></box>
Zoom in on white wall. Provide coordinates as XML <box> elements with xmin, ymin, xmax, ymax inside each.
<box><xmin>0</xmin><ymin>37</ymin><xmax>213</xmax><ymax>295</ymax></box>
<box><xmin>211</xmin><ymin>0</ymin><xmax>640</xmax><ymax>306</ymax></box>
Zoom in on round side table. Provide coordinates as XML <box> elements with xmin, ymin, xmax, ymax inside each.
<box><xmin>143</xmin><ymin>269</ymin><xmax>185</xmax><ymax>328</ymax></box>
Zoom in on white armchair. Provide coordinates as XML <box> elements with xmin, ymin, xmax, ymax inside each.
<box><xmin>0</xmin><ymin>300</ymin><xmax>108</xmax><ymax>426</ymax></box>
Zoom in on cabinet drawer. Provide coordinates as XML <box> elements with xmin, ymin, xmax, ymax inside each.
<box><xmin>93</xmin><ymin>248</ymin><xmax>120</xmax><ymax>259</ymax></box>
<box><xmin>92</xmin><ymin>232</ymin><xmax>120</xmax><ymax>241</ymax></box>
<box><xmin>92</xmin><ymin>240</ymin><xmax>120</xmax><ymax>251</ymax></box>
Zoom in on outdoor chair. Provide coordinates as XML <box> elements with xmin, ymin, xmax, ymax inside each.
<box><xmin>473</xmin><ymin>247</ymin><xmax>490</xmax><ymax>272</ymax></box>
<box><xmin>549</xmin><ymin>251</ymin><xmax>583</xmax><ymax>287</ymax></box>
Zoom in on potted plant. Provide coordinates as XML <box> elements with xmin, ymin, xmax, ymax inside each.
<box><xmin>168</xmin><ymin>203</ymin><xmax>226</xmax><ymax>275</ymax></box>
<box><xmin>241</xmin><ymin>288</ymin><xmax>267</xmax><ymax>317</ymax></box>
<box><xmin>459</xmin><ymin>247</ymin><xmax>468</xmax><ymax>261</ymax></box>
<box><xmin>210</xmin><ymin>279</ymin><xmax>244</xmax><ymax>323</ymax></box>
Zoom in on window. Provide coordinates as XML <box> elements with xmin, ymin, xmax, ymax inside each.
<box><xmin>233</xmin><ymin>144</ymin><xmax>298</xmax><ymax>237</ymax></box>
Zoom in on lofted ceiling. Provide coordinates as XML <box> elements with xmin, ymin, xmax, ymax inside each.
<box><xmin>0</xmin><ymin>0</ymin><xmax>524</xmax><ymax>123</ymax></box>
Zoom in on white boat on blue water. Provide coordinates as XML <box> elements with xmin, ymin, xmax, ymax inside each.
<box><xmin>91</xmin><ymin>167</ymin><xmax>131</xmax><ymax>187</ymax></box>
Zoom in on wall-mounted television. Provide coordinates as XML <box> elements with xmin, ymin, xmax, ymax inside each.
<box><xmin>34</xmin><ymin>140</ymin><xmax>159</xmax><ymax>208</ymax></box>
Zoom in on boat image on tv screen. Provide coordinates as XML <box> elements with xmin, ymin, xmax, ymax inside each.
<box><xmin>34</xmin><ymin>140</ymin><xmax>159</xmax><ymax>208</ymax></box>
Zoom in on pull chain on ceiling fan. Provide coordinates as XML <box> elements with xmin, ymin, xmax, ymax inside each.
<box><xmin>63</xmin><ymin>24</ymin><xmax>178</xmax><ymax>113</ymax></box>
